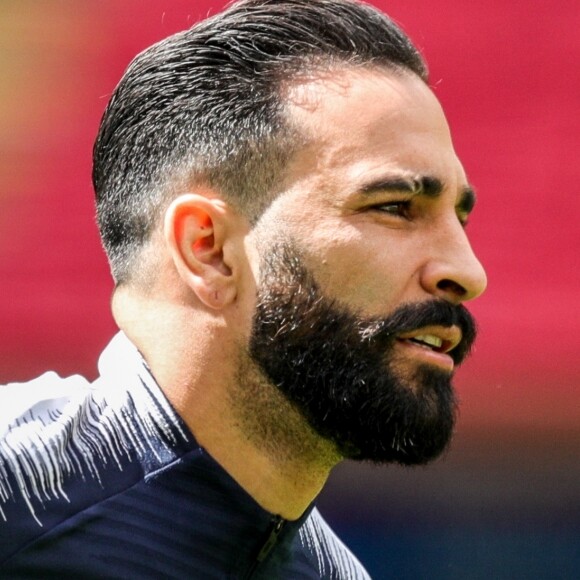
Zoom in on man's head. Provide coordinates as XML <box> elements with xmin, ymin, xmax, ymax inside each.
<box><xmin>97</xmin><ymin>1</ymin><xmax>487</xmax><ymax>469</ymax></box>
<box><xmin>93</xmin><ymin>0</ymin><xmax>426</xmax><ymax>284</ymax></box>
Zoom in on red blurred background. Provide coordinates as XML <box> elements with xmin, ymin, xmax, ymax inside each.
<box><xmin>1</xmin><ymin>1</ymin><xmax>578</xmax><ymax>577</ymax></box>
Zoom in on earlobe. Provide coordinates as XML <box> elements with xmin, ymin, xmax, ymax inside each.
<box><xmin>164</xmin><ymin>194</ymin><xmax>237</xmax><ymax>309</ymax></box>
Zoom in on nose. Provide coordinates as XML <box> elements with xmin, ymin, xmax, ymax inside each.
<box><xmin>420</xmin><ymin>223</ymin><xmax>487</xmax><ymax>304</ymax></box>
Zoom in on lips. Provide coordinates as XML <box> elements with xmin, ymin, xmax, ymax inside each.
<box><xmin>396</xmin><ymin>325</ymin><xmax>462</xmax><ymax>355</ymax></box>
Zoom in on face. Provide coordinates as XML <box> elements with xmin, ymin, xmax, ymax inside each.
<box><xmin>245</xmin><ymin>67</ymin><xmax>487</xmax><ymax>464</ymax></box>
<box><xmin>249</xmin><ymin>244</ymin><xmax>477</xmax><ymax>464</ymax></box>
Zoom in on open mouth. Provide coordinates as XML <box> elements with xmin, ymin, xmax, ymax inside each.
<box><xmin>397</xmin><ymin>326</ymin><xmax>462</xmax><ymax>355</ymax></box>
<box><xmin>403</xmin><ymin>334</ymin><xmax>450</xmax><ymax>353</ymax></box>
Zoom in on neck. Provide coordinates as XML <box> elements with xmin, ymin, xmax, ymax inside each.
<box><xmin>113</xmin><ymin>288</ymin><xmax>340</xmax><ymax>520</ymax></box>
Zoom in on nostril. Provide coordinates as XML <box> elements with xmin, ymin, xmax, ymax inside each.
<box><xmin>437</xmin><ymin>279</ymin><xmax>467</xmax><ymax>297</ymax></box>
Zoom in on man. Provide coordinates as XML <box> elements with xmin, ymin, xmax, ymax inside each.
<box><xmin>0</xmin><ymin>0</ymin><xmax>486</xmax><ymax>577</ymax></box>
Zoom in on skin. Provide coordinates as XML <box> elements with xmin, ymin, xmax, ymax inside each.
<box><xmin>251</xmin><ymin>67</ymin><xmax>487</xmax><ymax>376</ymax></box>
<box><xmin>112</xmin><ymin>66</ymin><xmax>487</xmax><ymax>520</ymax></box>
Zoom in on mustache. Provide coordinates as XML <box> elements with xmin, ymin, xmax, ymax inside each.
<box><xmin>359</xmin><ymin>300</ymin><xmax>477</xmax><ymax>366</ymax></box>
<box><xmin>259</xmin><ymin>243</ymin><xmax>478</xmax><ymax>367</ymax></box>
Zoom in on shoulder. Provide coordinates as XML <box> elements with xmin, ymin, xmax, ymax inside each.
<box><xmin>0</xmin><ymin>371</ymin><xmax>91</xmax><ymax>463</ymax></box>
<box><xmin>298</xmin><ymin>507</ymin><xmax>372</xmax><ymax>580</ymax></box>
<box><xmin>0</xmin><ymin>371</ymin><xmax>92</xmax><ymax>440</ymax></box>
<box><xmin>0</xmin><ymin>371</ymin><xmax>94</xmax><ymax>521</ymax></box>
<box><xmin>0</xmin><ymin>343</ymin><xmax>190</xmax><ymax>528</ymax></box>
<box><xmin>0</xmin><ymin>347</ymin><xmax>193</xmax><ymax>567</ymax></box>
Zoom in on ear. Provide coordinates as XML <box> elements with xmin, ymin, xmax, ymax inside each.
<box><xmin>164</xmin><ymin>193</ymin><xmax>237</xmax><ymax>309</ymax></box>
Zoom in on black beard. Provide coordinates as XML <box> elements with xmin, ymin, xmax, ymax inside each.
<box><xmin>248</xmin><ymin>246</ymin><xmax>477</xmax><ymax>465</ymax></box>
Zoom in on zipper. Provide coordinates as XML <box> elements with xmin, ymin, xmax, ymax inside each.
<box><xmin>242</xmin><ymin>515</ymin><xmax>286</xmax><ymax>579</ymax></box>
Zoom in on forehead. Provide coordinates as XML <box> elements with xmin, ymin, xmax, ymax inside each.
<box><xmin>285</xmin><ymin>65</ymin><xmax>449</xmax><ymax>141</ymax></box>
<box><xmin>280</xmin><ymin>66</ymin><xmax>467</xmax><ymax>193</ymax></box>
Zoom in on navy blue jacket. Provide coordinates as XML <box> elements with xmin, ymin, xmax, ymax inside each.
<box><xmin>0</xmin><ymin>333</ymin><xmax>370</xmax><ymax>579</ymax></box>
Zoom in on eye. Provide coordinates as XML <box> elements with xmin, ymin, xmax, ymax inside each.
<box><xmin>372</xmin><ymin>200</ymin><xmax>412</xmax><ymax>218</ymax></box>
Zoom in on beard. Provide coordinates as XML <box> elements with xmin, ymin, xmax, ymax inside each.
<box><xmin>247</xmin><ymin>244</ymin><xmax>477</xmax><ymax>466</ymax></box>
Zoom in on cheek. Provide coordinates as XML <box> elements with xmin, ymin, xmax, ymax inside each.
<box><xmin>304</xmin><ymin>232</ymin><xmax>406</xmax><ymax>315</ymax></box>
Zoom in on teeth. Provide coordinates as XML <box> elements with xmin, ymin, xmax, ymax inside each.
<box><xmin>412</xmin><ymin>334</ymin><xmax>443</xmax><ymax>349</ymax></box>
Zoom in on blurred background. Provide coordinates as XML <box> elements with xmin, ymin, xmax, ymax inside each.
<box><xmin>0</xmin><ymin>1</ymin><xmax>578</xmax><ymax>577</ymax></box>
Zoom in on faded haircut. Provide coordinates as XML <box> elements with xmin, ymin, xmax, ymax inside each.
<box><xmin>93</xmin><ymin>0</ymin><xmax>427</xmax><ymax>284</ymax></box>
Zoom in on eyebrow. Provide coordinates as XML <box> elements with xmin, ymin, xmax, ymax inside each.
<box><xmin>361</xmin><ymin>174</ymin><xmax>477</xmax><ymax>213</ymax></box>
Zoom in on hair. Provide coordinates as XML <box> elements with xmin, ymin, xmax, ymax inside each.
<box><xmin>93</xmin><ymin>0</ymin><xmax>427</xmax><ymax>284</ymax></box>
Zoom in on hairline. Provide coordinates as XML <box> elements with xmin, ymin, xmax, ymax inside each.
<box><xmin>120</xmin><ymin>62</ymin><xmax>427</xmax><ymax>291</ymax></box>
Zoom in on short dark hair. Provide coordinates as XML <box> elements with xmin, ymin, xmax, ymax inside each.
<box><xmin>93</xmin><ymin>0</ymin><xmax>427</xmax><ymax>284</ymax></box>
